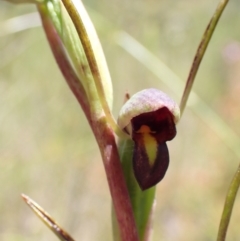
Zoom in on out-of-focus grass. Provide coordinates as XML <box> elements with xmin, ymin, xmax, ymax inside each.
<box><xmin>1</xmin><ymin>0</ymin><xmax>240</xmax><ymax>240</ymax></box>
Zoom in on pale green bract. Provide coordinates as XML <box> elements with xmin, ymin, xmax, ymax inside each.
<box><xmin>44</xmin><ymin>0</ymin><xmax>113</xmax><ymax>110</ymax></box>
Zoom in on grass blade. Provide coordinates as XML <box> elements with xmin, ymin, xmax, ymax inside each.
<box><xmin>217</xmin><ymin>163</ymin><xmax>240</xmax><ymax>241</ymax></box>
<box><xmin>179</xmin><ymin>0</ymin><xmax>229</xmax><ymax>115</ymax></box>
<box><xmin>22</xmin><ymin>194</ymin><xmax>75</xmax><ymax>241</ymax></box>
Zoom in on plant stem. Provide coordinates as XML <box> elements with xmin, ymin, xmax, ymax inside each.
<box><xmin>217</xmin><ymin>163</ymin><xmax>240</xmax><ymax>241</ymax></box>
<box><xmin>117</xmin><ymin>138</ymin><xmax>156</xmax><ymax>241</ymax></box>
<box><xmin>38</xmin><ymin>4</ymin><xmax>139</xmax><ymax>241</ymax></box>
<box><xmin>93</xmin><ymin>119</ymin><xmax>139</xmax><ymax>241</ymax></box>
<box><xmin>179</xmin><ymin>0</ymin><xmax>229</xmax><ymax>116</ymax></box>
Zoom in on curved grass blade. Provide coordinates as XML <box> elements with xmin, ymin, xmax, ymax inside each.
<box><xmin>21</xmin><ymin>194</ymin><xmax>75</xmax><ymax>241</ymax></box>
<box><xmin>0</xmin><ymin>12</ymin><xmax>40</xmax><ymax>37</ymax></box>
<box><xmin>217</xmin><ymin>163</ymin><xmax>240</xmax><ymax>241</ymax></box>
<box><xmin>179</xmin><ymin>0</ymin><xmax>229</xmax><ymax>116</ymax></box>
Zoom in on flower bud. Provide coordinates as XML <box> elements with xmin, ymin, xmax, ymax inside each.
<box><xmin>118</xmin><ymin>88</ymin><xmax>180</xmax><ymax>190</ymax></box>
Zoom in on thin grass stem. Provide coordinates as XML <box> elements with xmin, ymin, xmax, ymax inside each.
<box><xmin>217</xmin><ymin>163</ymin><xmax>240</xmax><ymax>241</ymax></box>
<box><xmin>22</xmin><ymin>194</ymin><xmax>75</xmax><ymax>241</ymax></box>
<box><xmin>179</xmin><ymin>0</ymin><xmax>229</xmax><ymax>115</ymax></box>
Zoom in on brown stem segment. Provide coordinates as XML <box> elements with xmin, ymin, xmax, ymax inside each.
<box><xmin>94</xmin><ymin>118</ymin><xmax>139</xmax><ymax>241</ymax></box>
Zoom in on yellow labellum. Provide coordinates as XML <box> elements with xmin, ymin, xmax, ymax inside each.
<box><xmin>136</xmin><ymin>125</ymin><xmax>157</xmax><ymax>166</ymax></box>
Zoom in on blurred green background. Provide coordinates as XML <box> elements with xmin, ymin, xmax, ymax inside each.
<box><xmin>1</xmin><ymin>0</ymin><xmax>240</xmax><ymax>240</ymax></box>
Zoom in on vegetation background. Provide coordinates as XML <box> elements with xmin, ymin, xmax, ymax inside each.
<box><xmin>1</xmin><ymin>0</ymin><xmax>240</xmax><ymax>240</ymax></box>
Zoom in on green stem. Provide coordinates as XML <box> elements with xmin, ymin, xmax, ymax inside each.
<box><xmin>217</xmin><ymin>163</ymin><xmax>240</xmax><ymax>241</ymax></box>
<box><xmin>92</xmin><ymin>118</ymin><xmax>139</xmax><ymax>241</ymax></box>
<box><xmin>117</xmin><ymin>139</ymin><xmax>156</xmax><ymax>241</ymax></box>
<box><xmin>179</xmin><ymin>0</ymin><xmax>229</xmax><ymax>116</ymax></box>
